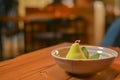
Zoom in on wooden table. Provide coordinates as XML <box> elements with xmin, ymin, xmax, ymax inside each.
<box><xmin>0</xmin><ymin>42</ymin><xmax>120</xmax><ymax>80</ymax></box>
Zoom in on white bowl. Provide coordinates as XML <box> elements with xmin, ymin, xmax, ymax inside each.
<box><xmin>51</xmin><ymin>46</ymin><xmax>118</xmax><ymax>76</ymax></box>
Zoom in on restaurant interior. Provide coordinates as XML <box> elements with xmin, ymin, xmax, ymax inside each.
<box><xmin>0</xmin><ymin>0</ymin><xmax>116</xmax><ymax>61</ymax></box>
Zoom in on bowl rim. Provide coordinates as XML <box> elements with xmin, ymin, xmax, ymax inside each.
<box><xmin>51</xmin><ymin>45</ymin><xmax>118</xmax><ymax>61</ymax></box>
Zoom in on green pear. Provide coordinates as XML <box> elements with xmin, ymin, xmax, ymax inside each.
<box><xmin>66</xmin><ymin>43</ymin><xmax>87</xmax><ymax>59</ymax></box>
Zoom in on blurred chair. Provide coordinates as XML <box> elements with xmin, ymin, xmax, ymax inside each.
<box><xmin>24</xmin><ymin>15</ymin><xmax>88</xmax><ymax>52</ymax></box>
<box><xmin>18</xmin><ymin>0</ymin><xmax>89</xmax><ymax>52</ymax></box>
<box><xmin>100</xmin><ymin>18</ymin><xmax>120</xmax><ymax>47</ymax></box>
<box><xmin>23</xmin><ymin>8</ymin><xmax>66</xmax><ymax>52</ymax></box>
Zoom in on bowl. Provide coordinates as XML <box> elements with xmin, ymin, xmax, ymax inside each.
<box><xmin>51</xmin><ymin>46</ymin><xmax>118</xmax><ymax>76</ymax></box>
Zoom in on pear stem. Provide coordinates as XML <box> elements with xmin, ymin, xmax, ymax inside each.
<box><xmin>75</xmin><ymin>40</ymin><xmax>80</xmax><ymax>43</ymax></box>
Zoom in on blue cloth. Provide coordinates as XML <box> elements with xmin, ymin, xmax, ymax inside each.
<box><xmin>100</xmin><ymin>18</ymin><xmax>120</xmax><ymax>47</ymax></box>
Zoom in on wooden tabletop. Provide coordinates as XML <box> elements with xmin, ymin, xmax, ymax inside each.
<box><xmin>0</xmin><ymin>42</ymin><xmax>120</xmax><ymax>80</ymax></box>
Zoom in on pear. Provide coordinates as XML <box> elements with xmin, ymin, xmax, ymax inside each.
<box><xmin>66</xmin><ymin>40</ymin><xmax>87</xmax><ymax>59</ymax></box>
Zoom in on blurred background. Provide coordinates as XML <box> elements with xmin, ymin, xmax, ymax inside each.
<box><xmin>0</xmin><ymin>0</ymin><xmax>117</xmax><ymax>60</ymax></box>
